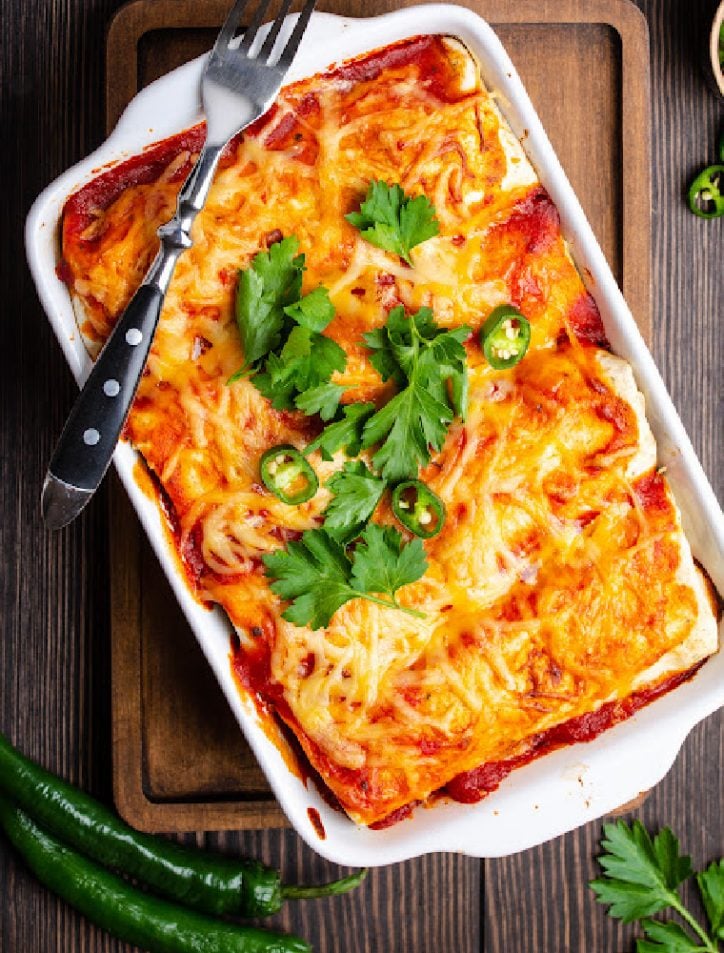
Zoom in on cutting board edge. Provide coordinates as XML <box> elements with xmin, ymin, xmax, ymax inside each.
<box><xmin>107</xmin><ymin>0</ymin><xmax>651</xmax><ymax>833</ymax></box>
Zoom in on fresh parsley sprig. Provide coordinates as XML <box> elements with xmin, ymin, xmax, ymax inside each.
<box><xmin>262</xmin><ymin>524</ymin><xmax>427</xmax><ymax>630</ymax></box>
<box><xmin>360</xmin><ymin>306</ymin><xmax>470</xmax><ymax>482</ymax></box>
<box><xmin>323</xmin><ymin>461</ymin><xmax>387</xmax><ymax>543</ymax></box>
<box><xmin>231</xmin><ymin>236</ymin><xmax>346</xmax><ymax>420</ymax></box>
<box><xmin>346</xmin><ymin>180</ymin><xmax>439</xmax><ymax>266</ymax></box>
<box><xmin>304</xmin><ymin>402</ymin><xmax>375</xmax><ymax>460</ymax></box>
<box><xmin>241</xmin><ymin>234</ymin><xmax>468</xmax><ymax>629</ymax></box>
<box><xmin>253</xmin><ymin>321</ymin><xmax>346</xmax><ymax>418</ymax></box>
<box><xmin>232</xmin><ymin>236</ymin><xmax>304</xmax><ymax>371</ymax></box>
<box><xmin>590</xmin><ymin>820</ymin><xmax>723</xmax><ymax>952</ymax></box>
<box><xmin>294</xmin><ymin>381</ymin><xmax>347</xmax><ymax>421</ymax></box>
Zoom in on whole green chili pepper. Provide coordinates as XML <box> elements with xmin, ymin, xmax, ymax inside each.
<box><xmin>0</xmin><ymin>795</ymin><xmax>310</xmax><ymax>953</ymax></box>
<box><xmin>0</xmin><ymin>732</ymin><xmax>365</xmax><ymax>918</ymax></box>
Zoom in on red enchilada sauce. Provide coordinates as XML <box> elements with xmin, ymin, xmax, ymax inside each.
<box><xmin>64</xmin><ymin>36</ymin><xmax>714</xmax><ymax>832</ymax></box>
<box><xmin>445</xmin><ymin>663</ymin><xmax>704</xmax><ymax>804</ymax></box>
<box><xmin>57</xmin><ymin>35</ymin><xmax>468</xmax><ymax>254</ymax></box>
<box><xmin>229</xmin><ymin>629</ymin><xmax>706</xmax><ymax>826</ymax></box>
<box><xmin>307</xmin><ymin>807</ymin><xmax>326</xmax><ymax>840</ymax></box>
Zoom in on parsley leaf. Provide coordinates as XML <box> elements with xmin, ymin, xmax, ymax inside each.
<box><xmin>591</xmin><ymin>822</ymin><xmax>692</xmax><ymax>922</ymax></box>
<box><xmin>231</xmin><ymin>240</ymin><xmax>345</xmax><ymax>417</ymax></box>
<box><xmin>590</xmin><ymin>879</ymin><xmax>673</xmax><ymax>925</ymax></box>
<box><xmin>278</xmin><ymin>326</ymin><xmax>346</xmax><ymax>391</ymax></box>
<box><xmin>361</xmin><ymin>306</ymin><xmax>470</xmax><ymax>481</ymax></box>
<box><xmin>252</xmin><ymin>352</ymin><xmax>297</xmax><ymax>409</ymax></box>
<box><xmin>323</xmin><ymin>461</ymin><xmax>386</xmax><ymax>542</ymax></box>
<box><xmin>590</xmin><ymin>821</ymin><xmax>722</xmax><ymax>953</ymax></box>
<box><xmin>294</xmin><ymin>382</ymin><xmax>347</xmax><ymax>421</ymax></box>
<box><xmin>262</xmin><ymin>525</ymin><xmax>427</xmax><ymax>629</ymax></box>
<box><xmin>305</xmin><ymin>402</ymin><xmax>376</xmax><ymax>460</ymax></box>
<box><xmin>652</xmin><ymin>828</ymin><xmax>696</xmax><ymax>890</ymax></box>
<box><xmin>597</xmin><ymin>822</ymin><xmax>693</xmax><ymax>895</ymax></box>
<box><xmin>636</xmin><ymin>920</ymin><xmax>703</xmax><ymax>953</ymax></box>
<box><xmin>346</xmin><ymin>180</ymin><xmax>439</xmax><ymax>266</ymax></box>
<box><xmin>262</xmin><ymin>530</ymin><xmax>358</xmax><ymax>630</ymax></box>
<box><xmin>252</xmin><ymin>314</ymin><xmax>346</xmax><ymax>414</ymax></box>
<box><xmin>234</xmin><ymin>236</ymin><xmax>305</xmax><ymax>369</ymax></box>
<box><xmin>362</xmin><ymin>384</ymin><xmax>450</xmax><ymax>482</ymax></box>
<box><xmin>364</xmin><ymin>324</ymin><xmax>404</xmax><ymax>385</ymax></box>
<box><xmin>697</xmin><ymin>861</ymin><xmax>724</xmax><ymax>939</ymax></box>
<box><xmin>283</xmin><ymin>285</ymin><xmax>336</xmax><ymax>332</ymax></box>
<box><xmin>300</xmin><ymin>334</ymin><xmax>347</xmax><ymax>388</ymax></box>
<box><xmin>351</xmin><ymin>523</ymin><xmax>427</xmax><ymax>600</ymax></box>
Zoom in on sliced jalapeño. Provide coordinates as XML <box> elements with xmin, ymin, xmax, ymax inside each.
<box><xmin>687</xmin><ymin>165</ymin><xmax>724</xmax><ymax>219</ymax></box>
<box><xmin>392</xmin><ymin>480</ymin><xmax>446</xmax><ymax>539</ymax></box>
<box><xmin>480</xmin><ymin>305</ymin><xmax>531</xmax><ymax>369</ymax></box>
<box><xmin>260</xmin><ymin>445</ymin><xmax>319</xmax><ymax>505</ymax></box>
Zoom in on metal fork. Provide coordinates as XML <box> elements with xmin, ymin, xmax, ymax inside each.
<box><xmin>42</xmin><ymin>0</ymin><xmax>317</xmax><ymax>529</ymax></box>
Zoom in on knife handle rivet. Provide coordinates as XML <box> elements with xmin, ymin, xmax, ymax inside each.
<box><xmin>103</xmin><ymin>379</ymin><xmax>120</xmax><ymax>397</ymax></box>
<box><xmin>125</xmin><ymin>328</ymin><xmax>143</xmax><ymax>346</ymax></box>
<box><xmin>83</xmin><ymin>428</ymin><xmax>100</xmax><ymax>446</ymax></box>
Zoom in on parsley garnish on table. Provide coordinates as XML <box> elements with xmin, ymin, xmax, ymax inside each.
<box><xmin>360</xmin><ymin>305</ymin><xmax>470</xmax><ymax>481</ymax></box>
<box><xmin>346</xmin><ymin>180</ymin><xmax>440</xmax><ymax>265</ymax></box>
<box><xmin>262</xmin><ymin>525</ymin><xmax>427</xmax><ymax>629</ymax></box>
<box><xmin>590</xmin><ymin>820</ymin><xmax>724</xmax><ymax>952</ymax></box>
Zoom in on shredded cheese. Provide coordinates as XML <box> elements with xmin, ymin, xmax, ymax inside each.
<box><xmin>61</xmin><ymin>35</ymin><xmax>718</xmax><ymax>827</ymax></box>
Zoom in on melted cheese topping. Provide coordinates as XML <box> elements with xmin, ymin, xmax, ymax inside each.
<box><xmin>61</xmin><ymin>35</ymin><xmax>718</xmax><ymax>826</ymax></box>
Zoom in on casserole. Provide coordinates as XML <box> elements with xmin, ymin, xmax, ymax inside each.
<box><xmin>55</xmin><ymin>31</ymin><xmax>718</xmax><ymax>829</ymax></box>
<box><xmin>26</xmin><ymin>6</ymin><xmax>724</xmax><ymax>864</ymax></box>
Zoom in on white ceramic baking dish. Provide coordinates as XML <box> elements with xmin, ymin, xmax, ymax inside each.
<box><xmin>26</xmin><ymin>5</ymin><xmax>723</xmax><ymax>866</ymax></box>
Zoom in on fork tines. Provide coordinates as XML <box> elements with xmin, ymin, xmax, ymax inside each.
<box><xmin>214</xmin><ymin>0</ymin><xmax>317</xmax><ymax>67</ymax></box>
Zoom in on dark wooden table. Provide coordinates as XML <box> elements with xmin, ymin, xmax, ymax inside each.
<box><xmin>1</xmin><ymin>1</ymin><xmax>721</xmax><ymax>951</ymax></box>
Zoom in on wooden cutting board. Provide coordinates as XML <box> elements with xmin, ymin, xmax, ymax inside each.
<box><xmin>108</xmin><ymin>0</ymin><xmax>651</xmax><ymax>833</ymax></box>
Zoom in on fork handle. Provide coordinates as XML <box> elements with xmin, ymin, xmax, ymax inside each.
<box><xmin>42</xmin><ymin>143</ymin><xmax>223</xmax><ymax>530</ymax></box>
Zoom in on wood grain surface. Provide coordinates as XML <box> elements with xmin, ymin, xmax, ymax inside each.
<box><xmin>0</xmin><ymin>1</ymin><xmax>721</xmax><ymax>952</ymax></box>
<box><xmin>106</xmin><ymin>0</ymin><xmax>654</xmax><ymax>835</ymax></box>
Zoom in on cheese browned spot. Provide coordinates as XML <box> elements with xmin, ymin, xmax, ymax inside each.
<box><xmin>61</xmin><ymin>35</ymin><xmax>718</xmax><ymax>827</ymax></box>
